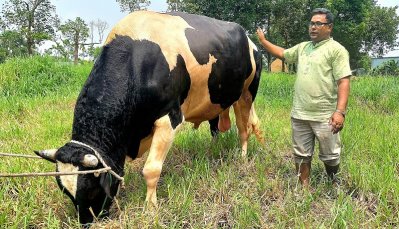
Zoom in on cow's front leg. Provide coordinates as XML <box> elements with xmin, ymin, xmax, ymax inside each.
<box><xmin>142</xmin><ymin>113</ymin><xmax>182</xmax><ymax>207</ymax></box>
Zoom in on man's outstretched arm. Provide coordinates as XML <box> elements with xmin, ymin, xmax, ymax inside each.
<box><xmin>256</xmin><ymin>28</ymin><xmax>285</xmax><ymax>60</ymax></box>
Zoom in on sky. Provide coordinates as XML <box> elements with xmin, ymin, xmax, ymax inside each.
<box><xmin>0</xmin><ymin>0</ymin><xmax>398</xmax><ymax>56</ymax></box>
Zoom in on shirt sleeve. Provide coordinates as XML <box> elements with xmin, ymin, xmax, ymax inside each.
<box><xmin>283</xmin><ymin>43</ymin><xmax>301</xmax><ymax>64</ymax></box>
<box><xmin>332</xmin><ymin>46</ymin><xmax>352</xmax><ymax>80</ymax></box>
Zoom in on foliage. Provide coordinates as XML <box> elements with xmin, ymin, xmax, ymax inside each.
<box><xmin>371</xmin><ymin>60</ymin><xmax>399</xmax><ymax>76</ymax></box>
<box><xmin>59</xmin><ymin>17</ymin><xmax>89</xmax><ymax>65</ymax></box>
<box><xmin>116</xmin><ymin>0</ymin><xmax>151</xmax><ymax>12</ymax></box>
<box><xmin>88</xmin><ymin>46</ymin><xmax>103</xmax><ymax>60</ymax></box>
<box><xmin>0</xmin><ymin>30</ymin><xmax>27</xmax><ymax>63</ymax></box>
<box><xmin>270</xmin><ymin>0</ymin><xmax>309</xmax><ymax>48</ymax></box>
<box><xmin>0</xmin><ymin>0</ymin><xmax>59</xmax><ymax>55</ymax></box>
<box><xmin>322</xmin><ymin>0</ymin><xmax>375</xmax><ymax>68</ymax></box>
<box><xmin>168</xmin><ymin>0</ymin><xmax>269</xmax><ymax>33</ymax></box>
<box><xmin>45</xmin><ymin>37</ymin><xmax>72</xmax><ymax>60</ymax></box>
<box><xmin>363</xmin><ymin>5</ymin><xmax>399</xmax><ymax>57</ymax></box>
<box><xmin>358</xmin><ymin>54</ymin><xmax>372</xmax><ymax>71</ymax></box>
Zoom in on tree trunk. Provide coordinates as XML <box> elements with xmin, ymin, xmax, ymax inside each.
<box><xmin>27</xmin><ymin>8</ymin><xmax>34</xmax><ymax>55</ymax></box>
<box><xmin>27</xmin><ymin>32</ymin><xmax>34</xmax><ymax>55</ymax></box>
<box><xmin>282</xmin><ymin>32</ymin><xmax>288</xmax><ymax>72</ymax></box>
<box><xmin>74</xmin><ymin>33</ymin><xmax>79</xmax><ymax>65</ymax></box>
<box><xmin>267</xmin><ymin>15</ymin><xmax>272</xmax><ymax>71</ymax></box>
<box><xmin>26</xmin><ymin>0</ymin><xmax>43</xmax><ymax>55</ymax></box>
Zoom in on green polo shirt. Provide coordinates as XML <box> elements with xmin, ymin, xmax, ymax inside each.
<box><xmin>283</xmin><ymin>38</ymin><xmax>352</xmax><ymax>121</ymax></box>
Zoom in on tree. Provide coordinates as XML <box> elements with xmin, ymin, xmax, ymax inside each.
<box><xmin>88</xmin><ymin>46</ymin><xmax>102</xmax><ymax>60</ymax></box>
<box><xmin>0</xmin><ymin>30</ymin><xmax>27</xmax><ymax>63</ymax></box>
<box><xmin>116</xmin><ymin>0</ymin><xmax>151</xmax><ymax>12</ymax></box>
<box><xmin>270</xmin><ymin>0</ymin><xmax>309</xmax><ymax>71</ymax></box>
<box><xmin>59</xmin><ymin>17</ymin><xmax>89</xmax><ymax>65</ymax></box>
<box><xmin>166</xmin><ymin>0</ymin><xmax>201</xmax><ymax>14</ymax></box>
<box><xmin>1</xmin><ymin>0</ymin><xmax>59</xmax><ymax>55</ymax></box>
<box><xmin>89</xmin><ymin>21</ymin><xmax>95</xmax><ymax>45</ymax></box>
<box><xmin>86</xmin><ymin>19</ymin><xmax>108</xmax><ymax>61</ymax></box>
<box><xmin>47</xmin><ymin>37</ymin><xmax>72</xmax><ymax>60</ymax></box>
<box><xmin>95</xmin><ymin>19</ymin><xmax>109</xmax><ymax>44</ymax></box>
<box><xmin>363</xmin><ymin>5</ymin><xmax>399</xmax><ymax>57</ymax></box>
<box><xmin>166</xmin><ymin>0</ymin><xmax>182</xmax><ymax>11</ymax></box>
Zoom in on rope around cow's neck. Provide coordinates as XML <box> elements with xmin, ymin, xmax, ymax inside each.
<box><xmin>69</xmin><ymin>140</ymin><xmax>125</xmax><ymax>186</ymax></box>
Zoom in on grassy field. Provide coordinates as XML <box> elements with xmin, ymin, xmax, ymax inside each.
<box><xmin>0</xmin><ymin>56</ymin><xmax>398</xmax><ymax>228</ymax></box>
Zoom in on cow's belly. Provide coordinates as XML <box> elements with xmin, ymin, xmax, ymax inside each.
<box><xmin>180</xmin><ymin>78</ymin><xmax>224</xmax><ymax>123</ymax></box>
<box><xmin>182</xmin><ymin>99</ymin><xmax>223</xmax><ymax>124</ymax></box>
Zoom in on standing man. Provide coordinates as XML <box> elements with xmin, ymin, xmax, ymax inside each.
<box><xmin>256</xmin><ymin>8</ymin><xmax>351</xmax><ymax>188</ymax></box>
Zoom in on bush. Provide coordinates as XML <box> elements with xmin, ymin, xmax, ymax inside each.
<box><xmin>371</xmin><ymin>60</ymin><xmax>399</xmax><ymax>76</ymax></box>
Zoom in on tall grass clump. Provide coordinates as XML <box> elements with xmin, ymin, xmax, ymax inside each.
<box><xmin>345</xmin><ymin>76</ymin><xmax>399</xmax><ymax>213</ymax></box>
<box><xmin>0</xmin><ymin>55</ymin><xmax>91</xmax><ymax>98</ymax></box>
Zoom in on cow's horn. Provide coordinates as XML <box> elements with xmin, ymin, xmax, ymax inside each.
<box><xmin>81</xmin><ymin>154</ymin><xmax>99</xmax><ymax>168</ymax></box>
<box><xmin>34</xmin><ymin>149</ymin><xmax>58</xmax><ymax>163</ymax></box>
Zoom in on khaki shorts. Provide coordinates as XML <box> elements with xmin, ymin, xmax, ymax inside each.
<box><xmin>291</xmin><ymin>118</ymin><xmax>341</xmax><ymax>166</ymax></box>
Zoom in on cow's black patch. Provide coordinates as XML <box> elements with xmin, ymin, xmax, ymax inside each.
<box><xmin>72</xmin><ymin>35</ymin><xmax>190</xmax><ymax>163</ymax></box>
<box><xmin>248</xmin><ymin>49</ymin><xmax>262</xmax><ymax>100</ymax></box>
<box><xmin>168</xmin><ymin>55</ymin><xmax>189</xmax><ymax>129</ymax></box>
<box><xmin>167</xmin><ymin>12</ymin><xmax>253</xmax><ymax>109</ymax></box>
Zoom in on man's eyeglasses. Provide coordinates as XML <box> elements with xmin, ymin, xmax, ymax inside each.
<box><xmin>309</xmin><ymin>21</ymin><xmax>331</xmax><ymax>28</ymax></box>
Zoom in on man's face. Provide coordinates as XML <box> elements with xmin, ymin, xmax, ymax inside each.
<box><xmin>308</xmin><ymin>14</ymin><xmax>332</xmax><ymax>43</ymax></box>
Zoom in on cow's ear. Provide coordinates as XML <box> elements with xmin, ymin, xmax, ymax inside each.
<box><xmin>34</xmin><ymin>149</ymin><xmax>58</xmax><ymax>163</ymax></box>
<box><xmin>100</xmin><ymin>173</ymin><xmax>113</xmax><ymax>198</ymax></box>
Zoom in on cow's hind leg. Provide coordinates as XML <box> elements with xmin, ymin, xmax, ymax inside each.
<box><xmin>142</xmin><ymin>113</ymin><xmax>182</xmax><ymax>207</ymax></box>
<box><xmin>233</xmin><ymin>91</ymin><xmax>264</xmax><ymax>157</ymax></box>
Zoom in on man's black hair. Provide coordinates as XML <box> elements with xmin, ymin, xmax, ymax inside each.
<box><xmin>312</xmin><ymin>8</ymin><xmax>334</xmax><ymax>24</ymax></box>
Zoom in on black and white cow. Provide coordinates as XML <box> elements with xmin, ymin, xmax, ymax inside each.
<box><xmin>36</xmin><ymin>11</ymin><xmax>263</xmax><ymax>224</ymax></box>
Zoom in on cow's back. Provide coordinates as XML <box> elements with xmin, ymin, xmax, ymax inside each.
<box><xmin>105</xmin><ymin>11</ymin><xmax>253</xmax><ymax>123</ymax></box>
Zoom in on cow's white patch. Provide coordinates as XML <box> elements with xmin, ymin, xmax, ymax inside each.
<box><xmin>105</xmin><ymin>11</ymin><xmax>195</xmax><ymax>71</ymax></box>
<box><xmin>57</xmin><ymin>162</ymin><xmax>79</xmax><ymax>198</ymax></box>
<box><xmin>248</xmin><ymin>38</ymin><xmax>258</xmax><ymax>51</ymax></box>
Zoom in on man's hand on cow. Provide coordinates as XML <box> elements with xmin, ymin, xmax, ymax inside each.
<box><xmin>329</xmin><ymin>112</ymin><xmax>345</xmax><ymax>134</ymax></box>
<box><xmin>256</xmin><ymin>28</ymin><xmax>266</xmax><ymax>42</ymax></box>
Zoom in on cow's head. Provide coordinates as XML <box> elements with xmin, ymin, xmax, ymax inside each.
<box><xmin>35</xmin><ymin>143</ymin><xmax>121</xmax><ymax>225</ymax></box>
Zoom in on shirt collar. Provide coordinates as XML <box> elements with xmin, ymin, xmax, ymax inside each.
<box><xmin>311</xmin><ymin>37</ymin><xmax>333</xmax><ymax>48</ymax></box>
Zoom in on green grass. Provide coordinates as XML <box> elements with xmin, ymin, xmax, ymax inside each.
<box><xmin>0</xmin><ymin>56</ymin><xmax>398</xmax><ymax>228</ymax></box>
